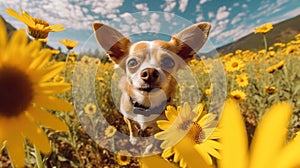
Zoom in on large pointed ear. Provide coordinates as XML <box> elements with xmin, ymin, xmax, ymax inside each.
<box><xmin>93</xmin><ymin>22</ymin><xmax>131</xmax><ymax>64</ymax></box>
<box><xmin>170</xmin><ymin>22</ymin><xmax>211</xmax><ymax>61</ymax></box>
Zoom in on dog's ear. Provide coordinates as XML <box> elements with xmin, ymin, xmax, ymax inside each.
<box><xmin>93</xmin><ymin>22</ymin><xmax>131</xmax><ymax>64</ymax></box>
<box><xmin>170</xmin><ymin>22</ymin><xmax>211</xmax><ymax>62</ymax></box>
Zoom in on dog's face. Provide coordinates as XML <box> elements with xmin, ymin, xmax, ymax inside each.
<box><xmin>93</xmin><ymin>22</ymin><xmax>211</xmax><ymax>112</ymax></box>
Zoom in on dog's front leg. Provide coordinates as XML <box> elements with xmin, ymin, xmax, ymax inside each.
<box><xmin>124</xmin><ymin>117</ymin><xmax>138</xmax><ymax>145</ymax></box>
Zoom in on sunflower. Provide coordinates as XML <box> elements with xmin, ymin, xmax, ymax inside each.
<box><xmin>225</xmin><ymin>58</ymin><xmax>245</xmax><ymax>72</ymax></box>
<box><xmin>265</xmin><ymin>86</ymin><xmax>277</xmax><ymax>94</ymax></box>
<box><xmin>105</xmin><ymin>125</ymin><xmax>117</xmax><ymax>138</ymax></box>
<box><xmin>266</xmin><ymin>60</ymin><xmax>285</xmax><ymax>73</ymax></box>
<box><xmin>116</xmin><ymin>150</ymin><xmax>131</xmax><ymax>166</ymax></box>
<box><xmin>60</xmin><ymin>39</ymin><xmax>78</xmax><ymax>50</ymax></box>
<box><xmin>155</xmin><ymin>103</ymin><xmax>220</xmax><ymax>167</ymax></box>
<box><xmin>235</xmin><ymin>73</ymin><xmax>249</xmax><ymax>87</ymax></box>
<box><xmin>0</xmin><ymin>19</ymin><xmax>72</xmax><ymax>167</ymax></box>
<box><xmin>6</xmin><ymin>8</ymin><xmax>65</xmax><ymax>39</ymax></box>
<box><xmin>230</xmin><ymin>90</ymin><xmax>246</xmax><ymax>101</ymax></box>
<box><xmin>84</xmin><ymin>103</ymin><xmax>97</xmax><ymax>115</ymax></box>
<box><xmin>254</xmin><ymin>23</ymin><xmax>273</xmax><ymax>34</ymax></box>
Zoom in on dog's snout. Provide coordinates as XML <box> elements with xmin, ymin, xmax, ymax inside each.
<box><xmin>140</xmin><ymin>68</ymin><xmax>159</xmax><ymax>83</ymax></box>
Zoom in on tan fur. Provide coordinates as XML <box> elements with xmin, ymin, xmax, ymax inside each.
<box><xmin>93</xmin><ymin>22</ymin><xmax>211</xmax><ymax>146</ymax></box>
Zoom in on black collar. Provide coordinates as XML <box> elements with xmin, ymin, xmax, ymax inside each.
<box><xmin>129</xmin><ymin>97</ymin><xmax>171</xmax><ymax>116</ymax></box>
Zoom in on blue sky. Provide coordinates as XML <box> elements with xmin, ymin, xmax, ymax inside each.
<box><xmin>0</xmin><ymin>0</ymin><xmax>300</xmax><ymax>53</ymax></box>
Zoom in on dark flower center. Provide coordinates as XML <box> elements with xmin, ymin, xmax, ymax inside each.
<box><xmin>0</xmin><ymin>66</ymin><xmax>34</xmax><ymax>117</ymax></box>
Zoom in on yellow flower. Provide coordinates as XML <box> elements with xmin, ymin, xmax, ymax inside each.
<box><xmin>155</xmin><ymin>103</ymin><xmax>220</xmax><ymax>167</ymax></box>
<box><xmin>235</xmin><ymin>73</ymin><xmax>249</xmax><ymax>87</ymax></box>
<box><xmin>6</xmin><ymin>8</ymin><xmax>65</xmax><ymax>39</ymax></box>
<box><xmin>218</xmin><ymin>98</ymin><xmax>298</xmax><ymax>168</ymax></box>
<box><xmin>81</xmin><ymin>55</ymin><xmax>91</xmax><ymax>64</ymax></box>
<box><xmin>274</xmin><ymin>42</ymin><xmax>286</xmax><ymax>48</ymax></box>
<box><xmin>265</xmin><ymin>86</ymin><xmax>277</xmax><ymax>94</ymax></box>
<box><xmin>116</xmin><ymin>150</ymin><xmax>131</xmax><ymax>166</ymax></box>
<box><xmin>286</xmin><ymin>46</ymin><xmax>295</xmax><ymax>54</ymax></box>
<box><xmin>225</xmin><ymin>58</ymin><xmax>245</xmax><ymax>72</ymax></box>
<box><xmin>254</xmin><ymin>23</ymin><xmax>273</xmax><ymax>34</ymax></box>
<box><xmin>105</xmin><ymin>125</ymin><xmax>117</xmax><ymax>138</ymax></box>
<box><xmin>50</xmin><ymin>49</ymin><xmax>60</xmax><ymax>55</ymax></box>
<box><xmin>205</xmin><ymin>88</ymin><xmax>211</xmax><ymax>95</ymax></box>
<box><xmin>230</xmin><ymin>90</ymin><xmax>246</xmax><ymax>101</ymax></box>
<box><xmin>0</xmin><ymin>19</ymin><xmax>72</xmax><ymax>167</ymax></box>
<box><xmin>60</xmin><ymin>39</ymin><xmax>78</xmax><ymax>50</ymax></box>
<box><xmin>266</xmin><ymin>60</ymin><xmax>285</xmax><ymax>73</ymax></box>
<box><xmin>84</xmin><ymin>103</ymin><xmax>97</xmax><ymax>115</ymax></box>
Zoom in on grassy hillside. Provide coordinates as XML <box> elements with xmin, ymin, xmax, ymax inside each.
<box><xmin>216</xmin><ymin>15</ymin><xmax>300</xmax><ymax>55</ymax></box>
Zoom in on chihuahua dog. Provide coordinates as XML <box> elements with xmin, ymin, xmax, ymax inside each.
<box><xmin>93</xmin><ymin>22</ymin><xmax>211</xmax><ymax>145</ymax></box>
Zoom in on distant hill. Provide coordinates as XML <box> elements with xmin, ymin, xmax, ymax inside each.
<box><xmin>216</xmin><ymin>15</ymin><xmax>300</xmax><ymax>55</ymax></box>
<box><xmin>1</xmin><ymin>16</ymin><xmax>17</xmax><ymax>39</ymax></box>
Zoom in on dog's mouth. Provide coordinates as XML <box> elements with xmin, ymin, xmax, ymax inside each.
<box><xmin>138</xmin><ymin>86</ymin><xmax>160</xmax><ymax>93</ymax></box>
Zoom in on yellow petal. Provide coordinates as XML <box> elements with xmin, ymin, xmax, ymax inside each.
<box><xmin>275</xmin><ymin>133</ymin><xmax>300</xmax><ymax>168</ymax></box>
<box><xmin>29</xmin><ymin>49</ymin><xmax>51</xmax><ymax>70</ymax></box>
<box><xmin>34</xmin><ymin>95</ymin><xmax>73</xmax><ymax>111</ymax></box>
<box><xmin>27</xmin><ymin>107</ymin><xmax>68</xmax><ymax>131</ymax></box>
<box><xmin>5</xmin><ymin>8</ymin><xmax>34</xmax><ymax>27</ymax></box>
<box><xmin>38</xmin><ymin>62</ymin><xmax>65</xmax><ymax>82</ymax></box>
<box><xmin>6</xmin><ymin>132</ymin><xmax>25</xmax><ymax>168</ymax></box>
<box><xmin>48</xmin><ymin>24</ymin><xmax>66</xmax><ymax>32</ymax></box>
<box><xmin>0</xmin><ymin>18</ymin><xmax>7</xmax><ymax>51</ymax></box>
<box><xmin>38</xmin><ymin>82</ymin><xmax>71</xmax><ymax>94</ymax></box>
<box><xmin>20</xmin><ymin>115</ymin><xmax>51</xmax><ymax>153</ymax></box>
<box><xmin>165</xmin><ymin>105</ymin><xmax>178</xmax><ymax>122</ymax></box>
<box><xmin>161</xmin><ymin>147</ymin><xmax>174</xmax><ymax>158</ymax></box>
<box><xmin>249</xmin><ymin>102</ymin><xmax>292</xmax><ymax>168</ymax></box>
<box><xmin>157</xmin><ymin>120</ymin><xmax>171</xmax><ymax>130</ymax></box>
<box><xmin>218</xmin><ymin>98</ymin><xmax>248</xmax><ymax>168</ymax></box>
<box><xmin>175</xmin><ymin>137</ymin><xmax>214</xmax><ymax>168</ymax></box>
<box><xmin>6</xmin><ymin>29</ymin><xmax>28</xmax><ymax>62</ymax></box>
<box><xmin>139</xmin><ymin>155</ymin><xmax>178</xmax><ymax>168</ymax></box>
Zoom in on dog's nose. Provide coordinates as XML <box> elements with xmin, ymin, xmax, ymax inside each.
<box><xmin>140</xmin><ymin>68</ymin><xmax>159</xmax><ymax>83</ymax></box>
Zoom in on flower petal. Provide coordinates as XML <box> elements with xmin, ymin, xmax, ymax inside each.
<box><xmin>34</xmin><ymin>95</ymin><xmax>73</xmax><ymax>111</ymax></box>
<box><xmin>0</xmin><ymin>19</ymin><xmax>7</xmax><ymax>51</ymax></box>
<box><xmin>6</xmin><ymin>132</ymin><xmax>25</xmax><ymax>168</ymax></box>
<box><xmin>27</xmin><ymin>106</ymin><xmax>68</xmax><ymax>131</ymax></box>
<box><xmin>175</xmin><ymin>137</ymin><xmax>213</xmax><ymax>168</ymax></box>
<box><xmin>275</xmin><ymin>133</ymin><xmax>300</xmax><ymax>168</ymax></box>
<box><xmin>38</xmin><ymin>82</ymin><xmax>71</xmax><ymax>94</ymax></box>
<box><xmin>29</xmin><ymin>49</ymin><xmax>51</xmax><ymax>70</ymax></box>
<box><xmin>20</xmin><ymin>115</ymin><xmax>51</xmax><ymax>153</ymax></box>
<box><xmin>165</xmin><ymin>105</ymin><xmax>178</xmax><ymax>122</ymax></box>
<box><xmin>249</xmin><ymin>102</ymin><xmax>292</xmax><ymax>168</ymax></box>
<box><xmin>218</xmin><ymin>98</ymin><xmax>248</xmax><ymax>168</ymax></box>
<box><xmin>156</xmin><ymin>120</ymin><xmax>171</xmax><ymax>130</ymax></box>
<box><xmin>139</xmin><ymin>155</ymin><xmax>178</xmax><ymax>168</ymax></box>
<box><xmin>38</xmin><ymin>62</ymin><xmax>65</xmax><ymax>82</ymax></box>
<box><xmin>5</xmin><ymin>8</ymin><xmax>35</xmax><ymax>27</ymax></box>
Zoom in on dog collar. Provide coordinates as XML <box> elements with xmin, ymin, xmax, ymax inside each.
<box><xmin>129</xmin><ymin>97</ymin><xmax>171</xmax><ymax>116</ymax></box>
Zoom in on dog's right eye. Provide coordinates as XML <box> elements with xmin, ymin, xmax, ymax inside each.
<box><xmin>127</xmin><ymin>58</ymin><xmax>138</xmax><ymax>68</ymax></box>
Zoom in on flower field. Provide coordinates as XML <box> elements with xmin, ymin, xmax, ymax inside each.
<box><xmin>1</xmin><ymin>8</ymin><xmax>300</xmax><ymax>168</ymax></box>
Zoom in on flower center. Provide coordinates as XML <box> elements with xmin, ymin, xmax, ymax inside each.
<box><xmin>232</xmin><ymin>62</ymin><xmax>239</xmax><ymax>68</ymax></box>
<box><xmin>121</xmin><ymin>155</ymin><xmax>129</xmax><ymax>162</ymax></box>
<box><xmin>27</xmin><ymin>18</ymin><xmax>50</xmax><ymax>39</ymax></box>
<box><xmin>233</xmin><ymin>94</ymin><xmax>242</xmax><ymax>100</ymax></box>
<box><xmin>178</xmin><ymin>119</ymin><xmax>193</xmax><ymax>131</ymax></box>
<box><xmin>32</xmin><ymin>18</ymin><xmax>50</xmax><ymax>27</ymax></box>
<box><xmin>188</xmin><ymin>123</ymin><xmax>205</xmax><ymax>144</ymax></box>
<box><xmin>0</xmin><ymin>66</ymin><xmax>34</xmax><ymax>117</ymax></box>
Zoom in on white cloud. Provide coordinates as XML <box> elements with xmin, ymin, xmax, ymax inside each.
<box><xmin>161</xmin><ymin>0</ymin><xmax>176</xmax><ymax>12</ymax></box>
<box><xmin>216</xmin><ymin>6</ymin><xmax>230</xmax><ymax>20</ymax></box>
<box><xmin>120</xmin><ymin>12</ymin><xmax>137</xmax><ymax>25</ymax></box>
<box><xmin>208</xmin><ymin>12</ymin><xmax>214</xmax><ymax>19</ymax></box>
<box><xmin>178</xmin><ymin>0</ymin><xmax>189</xmax><ymax>12</ymax></box>
<box><xmin>200</xmin><ymin>0</ymin><xmax>208</xmax><ymax>4</ymax></box>
<box><xmin>233</xmin><ymin>2</ymin><xmax>239</xmax><ymax>7</ymax></box>
<box><xmin>150</xmin><ymin>13</ymin><xmax>161</xmax><ymax>32</ymax></box>
<box><xmin>196</xmin><ymin>14</ymin><xmax>204</xmax><ymax>22</ymax></box>
<box><xmin>164</xmin><ymin>12</ymin><xmax>175</xmax><ymax>22</ymax></box>
<box><xmin>135</xmin><ymin>3</ymin><xmax>149</xmax><ymax>11</ymax></box>
<box><xmin>231</xmin><ymin>12</ymin><xmax>245</xmax><ymax>25</ymax></box>
<box><xmin>242</xmin><ymin>4</ymin><xmax>247</xmax><ymax>8</ymax></box>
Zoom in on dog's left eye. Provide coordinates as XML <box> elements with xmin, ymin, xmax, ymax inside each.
<box><xmin>127</xmin><ymin>58</ymin><xmax>138</xmax><ymax>68</ymax></box>
<box><xmin>161</xmin><ymin>57</ymin><xmax>175</xmax><ymax>69</ymax></box>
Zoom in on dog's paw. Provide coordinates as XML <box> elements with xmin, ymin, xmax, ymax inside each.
<box><xmin>129</xmin><ymin>136</ymin><xmax>138</xmax><ymax>145</ymax></box>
